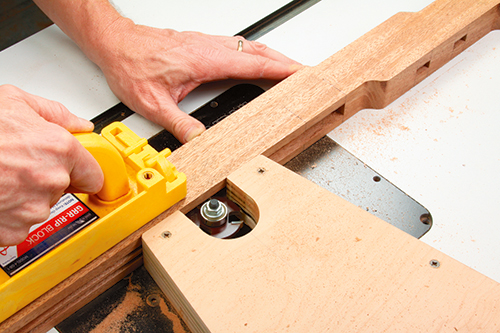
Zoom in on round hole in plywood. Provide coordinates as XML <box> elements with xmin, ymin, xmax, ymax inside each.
<box><xmin>186</xmin><ymin>187</ymin><xmax>259</xmax><ymax>239</ymax></box>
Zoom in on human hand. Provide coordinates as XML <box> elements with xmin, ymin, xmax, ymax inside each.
<box><xmin>90</xmin><ymin>20</ymin><xmax>302</xmax><ymax>143</ymax></box>
<box><xmin>0</xmin><ymin>85</ymin><xmax>104</xmax><ymax>246</ymax></box>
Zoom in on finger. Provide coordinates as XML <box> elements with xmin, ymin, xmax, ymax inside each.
<box><xmin>21</xmin><ymin>89</ymin><xmax>94</xmax><ymax>133</ymax></box>
<box><xmin>146</xmin><ymin>98</ymin><xmax>205</xmax><ymax>144</ymax></box>
<box><xmin>214</xmin><ymin>36</ymin><xmax>301</xmax><ymax>65</ymax></box>
<box><xmin>67</xmin><ymin>138</ymin><xmax>104</xmax><ymax>194</ymax></box>
<box><xmin>214</xmin><ymin>51</ymin><xmax>303</xmax><ymax>81</ymax></box>
<box><xmin>0</xmin><ymin>226</ymin><xmax>31</xmax><ymax>246</ymax></box>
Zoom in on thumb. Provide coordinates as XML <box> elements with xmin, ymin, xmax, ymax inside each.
<box><xmin>151</xmin><ymin>100</ymin><xmax>205</xmax><ymax>144</ymax></box>
<box><xmin>23</xmin><ymin>90</ymin><xmax>94</xmax><ymax>133</ymax></box>
<box><xmin>67</xmin><ymin>138</ymin><xmax>104</xmax><ymax>194</ymax></box>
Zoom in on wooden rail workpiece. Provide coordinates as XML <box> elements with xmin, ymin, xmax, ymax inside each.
<box><xmin>2</xmin><ymin>0</ymin><xmax>499</xmax><ymax>332</ymax></box>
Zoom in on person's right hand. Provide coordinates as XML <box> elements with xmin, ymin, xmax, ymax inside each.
<box><xmin>0</xmin><ymin>85</ymin><xmax>104</xmax><ymax>246</ymax></box>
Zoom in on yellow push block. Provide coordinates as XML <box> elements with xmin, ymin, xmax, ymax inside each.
<box><xmin>0</xmin><ymin>122</ymin><xmax>186</xmax><ymax>323</ymax></box>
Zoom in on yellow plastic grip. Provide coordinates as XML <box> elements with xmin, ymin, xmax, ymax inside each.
<box><xmin>73</xmin><ymin>132</ymin><xmax>130</xmax><ymax>202</ymax></box>
<box><xmin>0</xmin><ymin>122</ymin><xmax>186</xmax><ymax>324</ymax></box>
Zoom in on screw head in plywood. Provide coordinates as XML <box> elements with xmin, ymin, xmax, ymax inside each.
<box><xmin>429</xmin><ymin>259</ymin><xmax>440</xmax><ymax>268</ymax></box>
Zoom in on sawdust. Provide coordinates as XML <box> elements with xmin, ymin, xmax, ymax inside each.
<box><xmin>159</xmin><ymin>297</ymin><xmax>189</xmax><ymax>333</ymax></box>
<box><xmin>89</xmin><ymin>277</ymin><xmax>143</xmax><ymax>333</ymax></box>
<box><xmin>85</xmin><ymin>273</ymin><xmax>189</xmax><ymax>333</ymax></box>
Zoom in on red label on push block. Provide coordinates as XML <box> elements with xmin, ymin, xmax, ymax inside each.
<box><xmin>0</xmin><ymin>194</ymin><xmax>98</xmax><ymax>276</ymax></box>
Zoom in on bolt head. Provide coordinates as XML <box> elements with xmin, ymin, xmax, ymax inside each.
<box><xmin>201</xmin><ymin>199</ymin><xmax>228</xmax><ymax>226</ymax></box>
<box><xmin>209</xmin><ymin>199</ymin><xmax>219</xmax><ymax>210</ymax></box>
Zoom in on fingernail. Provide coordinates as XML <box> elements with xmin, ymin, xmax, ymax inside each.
<box><xmin>79</xmin><ymin>117</ymin><xmax>94</xmax><ymax>131</ymax></box>
<box><xmin>184</xmin><ymin>126</ymin><xmax>205</xmax><ymax>143</ymax></box>
<box><xmin>289</xmin><ymin>64</ymin><xmax>305</xmax><ymax>72</ymax></box>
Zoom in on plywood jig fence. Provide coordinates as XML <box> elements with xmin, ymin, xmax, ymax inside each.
<box><xmin>1</xmin><ymin>0</ymin><xmax>499</xmax><ymax>332</ymax></box>
<box><xmin>144</xmin><ymin>155</ymin><xmax>500</xmax><ymax>332</ymax></box>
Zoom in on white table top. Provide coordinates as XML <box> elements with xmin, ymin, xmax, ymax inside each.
<box><xmin>330</xmin><ymin>31</ymin><xmax>500</xmax><ymax>282</ymax></box>
<box><xmin>1</xmin><ymin>0</ymin><xmax>499</xmax><ymax>288</ymax></box>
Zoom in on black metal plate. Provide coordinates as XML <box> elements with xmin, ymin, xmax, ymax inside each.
<box><xmin>148</xmin><ymin>83</ymin><xmax>264</xmax><ymax>152</ymax></box>
<box><xmin>91</xmin><ymin>102</ymin><xmax>135</xmax><ymax>134</ymax></box>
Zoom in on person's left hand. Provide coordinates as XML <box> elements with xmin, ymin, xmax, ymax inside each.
<box><xmin>88</xmin><ymin>20</ymin><xmax>302</xmax><ymax>143</ymax></box>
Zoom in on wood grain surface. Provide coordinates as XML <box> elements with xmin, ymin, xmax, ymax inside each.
<box><xmin>2</xmin><ymin>0</ymin><xmax>499</xmax><ymax>331</ymax></box>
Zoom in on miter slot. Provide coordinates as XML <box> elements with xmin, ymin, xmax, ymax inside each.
<box><xmin>236</xmin><ymin>0</ymin><xmax>321</xmax><ymax>40</ymax></box>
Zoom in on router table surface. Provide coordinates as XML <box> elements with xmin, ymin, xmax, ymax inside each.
<box><xmin>0</xmin><ymin>0</ymin><xmax>499</xmax><ymax>331</ymax></box>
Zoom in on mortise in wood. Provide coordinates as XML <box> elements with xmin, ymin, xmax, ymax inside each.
<box><xmin>2</xmin><ymin>0</ymin><xmax>499</xmax><ymax>331</ymax></box>
<box><xmin>416</xmin><ymin>59</ymin><xmax>432</xmax><ymax>82</ymax></box>
<box><xmin>416</xmin><ymin>60</ymin><xmax>431</xmax><ymax>75</ymax></box>
<box><xmin>454</xmin><ymin>34</ymin><xmax>468</xmax><ymax>49</ymax></box>
<box><xmin>333</xmin><ymin>103</ymin><xmax>345</xmax><ymax>115</ymax></box>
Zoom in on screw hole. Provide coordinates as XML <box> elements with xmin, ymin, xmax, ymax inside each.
<box><xmin>210</xmin><ymin>101</ymin><xmax>218</xmax><ymax>108</ymax></box>
<box><xmin>161</xmin><ymin>231</ymin><xmax>172</xmax><ymax>239</ymax></box>
<box><xmin>373</xmin><ymin>175</ymin><xmax>381</xmax><ymax>182</ymax></box>
<box><xmin>143</xmin><ymin>171</ymin><xmax>154</xmax><ymax>180</ymax></box>
<box><xmin>420</xmin><ymin>214</ymin><xmax>432</xmax><ymax>225</ymax></box>
<box><xmin>257</xmin><ymin>167</ymin><xmax>266</xmax><ymax>174</ymax></box>
<box><xmin>146</xmin><ymin>294</ymin><xmax>161</xmax><ymax>307</ymax></box>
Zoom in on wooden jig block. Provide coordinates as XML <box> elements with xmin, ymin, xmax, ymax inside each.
<box><xmin>143</xmin><ymin>155</ymin><xmax>500</xmax><ymax>332</ymax></box>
